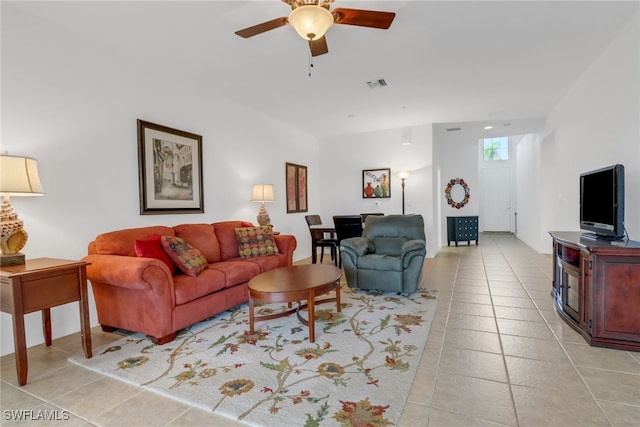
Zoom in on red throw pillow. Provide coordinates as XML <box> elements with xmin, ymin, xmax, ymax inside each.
<box><xmin>134</xmin><ymin>233</ymin><xmax>176</xmax><ymax>274</ymax></box>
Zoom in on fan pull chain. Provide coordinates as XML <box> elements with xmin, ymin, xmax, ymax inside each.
<box><xmin>308</xmin><ymin>51</ymin><xmax>314</xmax><ymax>77</ymax></box>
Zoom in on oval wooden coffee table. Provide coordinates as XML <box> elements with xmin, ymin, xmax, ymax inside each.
<box><xmin>248</xmin><ymin>264</ymin><xmax>342</xmax><ymax>343</ymax></box>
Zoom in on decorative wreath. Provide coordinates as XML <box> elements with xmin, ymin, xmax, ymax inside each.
<box><xmin>444</xmin><ymin>178</ymin><xmax>470</xmax><ymax>209</ymax></box>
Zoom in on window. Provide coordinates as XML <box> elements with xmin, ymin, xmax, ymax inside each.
<box><xmin>483</xmin><ymin>137</ymin><xmax>509</xmax><ymax>161</ymax></box>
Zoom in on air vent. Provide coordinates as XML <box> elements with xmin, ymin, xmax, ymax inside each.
<box><xmin>446</xmin><ymin>127</ymin><xmax>462</xmax><ymax>132</ymax></box>
<box><xmin>366</xmin><ymin>79</ymin><xmax>388</xmax><ymax>89</ymax></box>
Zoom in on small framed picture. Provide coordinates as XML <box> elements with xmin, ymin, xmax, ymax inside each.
<box><xmin>362</xmin><ymin>168</ymin><xmax>391</xmax><ymax>198</ymax></box>
<box><xmin>286</xmin><ymin>162</ymin><xmax>308</xmax><ymax>213</ymax></box>
<box><xmin>137</xmin><ymin>119</ymin><xmax>204</xmax><ymax>215</ymax></box>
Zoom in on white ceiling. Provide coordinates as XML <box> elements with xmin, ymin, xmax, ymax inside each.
<box><xmin>8</xmin><ymin>0</ymin><xmax>639</xmax><ymax>138</ymax></box>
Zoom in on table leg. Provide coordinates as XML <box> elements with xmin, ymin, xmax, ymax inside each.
<box><xmin>12</xmin><ymin>315</ymin><xmax>28</xmax><ymax>386</ymax></box>
<box><xmin>308</xmin><ymin>291</ymin><xmax>315</xmax><ymax>343</ymax></box>
<box><xmin>249</xmin><ymin>297</ymin><xmax>255</xmax><ymax>333</ymax></box>
<box><xmin>79</xmin><ymin>272</ymin><xmax>93</xmax><ymax>358</ymax></box>
<box><xmin>311</xmin><ymin>241</ymin><xmax>318</xmax><ymax>264</ymax></box>
<box><xmin>336</xmin><ymin>282</ymin><xmax>341</xmax><ymax>313</ymax></box>
<box><xmin>42</xmin><ymin>308</ymin><xmax>52</xmax><ymax>346</ymax></box>
<box><xmin>11</xmin><ymin>317</ymin><xmax>28</xmax><ymax>385</ymax></box>
<box><xmin>11</xmin><ymin>282</ymin><xmax>28</xmax><ymax>386</ymax></box>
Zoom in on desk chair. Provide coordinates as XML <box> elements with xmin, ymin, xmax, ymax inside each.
<box><xmin>332</xmin><ymin>215</ymin><xmax>364</xmax><ymax>268</ymax></box>
<box><xmin>305</xmin><ymin>215</ymin><xmax>337</xmax><ymax>265</ymax></box>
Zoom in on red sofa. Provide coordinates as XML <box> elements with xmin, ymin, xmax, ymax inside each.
<box><xmin>83</xmin><ymin>221</ymin><xmax>296</xmax><ymax>344</ymax></box>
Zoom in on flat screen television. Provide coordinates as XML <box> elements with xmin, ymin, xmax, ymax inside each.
<box><xmin>580</xmin><ymin>164</ymin><xmax>625</xmax><ymax>240</ymax></box>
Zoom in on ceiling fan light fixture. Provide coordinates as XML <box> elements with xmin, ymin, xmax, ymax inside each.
<box><xmin>288</xmin><ymin>5</ymin><xmax>334</xmax><ymax>41</ymax></box>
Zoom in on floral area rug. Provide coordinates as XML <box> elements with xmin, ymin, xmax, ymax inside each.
<box><xmin>69</xmin><ymin>287</ymin><xmax>437</xmax><ymax>426</ymax></box>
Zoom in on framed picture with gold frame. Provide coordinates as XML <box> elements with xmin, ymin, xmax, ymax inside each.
<box><xmin>137</xmin><ymin>119</ymin><xmax>204</xmax><ymax>215</ymax></box>
<box><xmin>286</xmin><ymin>162</ymin><xmax>308</xmax><ymax>213</ymax></box>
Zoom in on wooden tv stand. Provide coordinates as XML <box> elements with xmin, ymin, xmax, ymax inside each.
<box><xmin>549</xmin><ymin>231</ymin><xmax>640</xmax><ymax>351</ymax></box>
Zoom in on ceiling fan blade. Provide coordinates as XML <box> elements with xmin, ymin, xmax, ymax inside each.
<box><xmin>332</xmin><ymin>8</ymin><xmax>395</xmax><ymax>29</ymax></box>
<box><xmin>309</xmin><ymin>36</ymin><xmax>329</xmax><ymax>57</ymax></box>
<box><xmin>235</xmin><ymin>17</ymin><xmax>288</xmax><ymax>38</ymax></box>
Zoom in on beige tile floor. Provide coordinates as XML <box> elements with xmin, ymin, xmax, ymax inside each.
<box><xmin>2</xmin><ymin>233</ymin><xmax>639</xmax><ymax>426</ymax></box>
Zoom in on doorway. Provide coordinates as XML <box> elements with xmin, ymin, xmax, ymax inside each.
<box><xmin>481</xmin><ymin>167</ymin><xmax>512</xmax><ymax>232</ymax></box>
<box><xmin>479</xmin><ymin>136</ymin><xmax>515</xmax><ymax>233</ymax></box>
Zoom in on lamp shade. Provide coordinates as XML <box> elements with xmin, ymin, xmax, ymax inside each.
<box><xmin>395</xmin><ymin>170</ymin><xmax>413</xmax><ymax>180</ymax></box>
<box><xmin>0</xmin><ymin>155</ymin><xmax>44</xmax><ymax>196</ymax></box>
<box><xmin>288</xmin><ymin>5</ymin><xmax>334</xmax><ymax>41</ymax></box>
<box><xmin>251</xmin><ymin>184</ymin><xmax>275</xmax><ymax>202</ymax></box>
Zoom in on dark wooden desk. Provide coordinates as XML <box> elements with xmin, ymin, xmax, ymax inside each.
<box><xmin>0</xmin><ymin>258</ymin><xmax>92</xmax><ymax>385</ymax></box>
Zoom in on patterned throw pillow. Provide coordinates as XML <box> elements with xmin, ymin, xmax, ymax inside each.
<box><xmin>235</xmin><ymin>226</ymin><xmax>279</xmax><ymax>258</ymax></box>
<box><xmin>134</xmin><ymin>233</ymin><xmax>176</xmax><ymax>274</ymax></box>
<box><xmin>160</xmin><ymin>236</ymin><xmax>208</xmax><ymax>277</ymax></box>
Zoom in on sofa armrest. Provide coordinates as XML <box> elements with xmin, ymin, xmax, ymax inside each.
<box><xmin>341</xmin><ymin>237</ymin><xmax>374</xmax><ymax>257</ymax></box>
<box><xmin>274</xmin><ymin>234</ymin><xmax>297</xmax><ymax>266</ymax></box>
<box><xmin>400</xmin><ymin>240</ymin><xmax>427</xmax><ymax>266</ymax></box>
<box><xmin>83</xmin><ymin>254</ymin><xmax>175</xmax><ymax>299</ymax></box>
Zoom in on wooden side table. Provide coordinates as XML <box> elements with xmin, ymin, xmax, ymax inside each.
<box><xmin>0</xmin><ymin>258</ymin><xmax>93</xmax><ymax>385</ymax></box>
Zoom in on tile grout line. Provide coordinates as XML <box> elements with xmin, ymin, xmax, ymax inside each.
<box><xmin>481</xmin><ymin>239</ymin><xmax>521</xmax><ymax>427</ymax></box>
<box><xmin>500</xmin><ymin>244</ymin><xmax>618</xmax><ymax>427</ymax></box>
<box><xmin>424</xmin><ymin>251</ymin><xmax>460</xmax><ymax>424</ymax></box>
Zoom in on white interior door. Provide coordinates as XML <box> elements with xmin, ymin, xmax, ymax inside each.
<box><xmin>482</xmin><ymin>167</ymin><xmax>511</xmax><ymax>232</ymax></box>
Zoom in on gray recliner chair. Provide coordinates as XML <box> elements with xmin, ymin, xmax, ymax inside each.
<box><xmin>339</xmin><ymin>214</ymin><xmax>426</xmax><ymax>293</ymax></box>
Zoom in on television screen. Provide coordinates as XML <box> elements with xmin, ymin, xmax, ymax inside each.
<box><xmin>580</xmin><ymin>164</ymin><xmax>624</xmax><ymax>239</ymax></box>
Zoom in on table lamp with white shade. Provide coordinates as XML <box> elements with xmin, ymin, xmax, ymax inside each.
<box><xmin>0</xmin><ymin>154</ymin><xmax>45</xmax><ymax>266</ymax></box>
<box><xmin>251</xmin><ymin>184</ymin><xmax>275</xmax><ymax>226</ymax></box>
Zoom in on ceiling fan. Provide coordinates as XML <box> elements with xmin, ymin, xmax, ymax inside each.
<box><xmin>235</xmin><ymin>0</ymin><xmax>396</xmax><ymax>57</ymax></box>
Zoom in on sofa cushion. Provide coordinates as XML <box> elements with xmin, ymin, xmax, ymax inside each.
<box><xmin>370</xmin><ymin>237</ymin><xmax>407</xmax><ymax>256</ymax></box>
<box><xmin>134</xmin><ymin>233</ymin><xmax>176</xmax><ymax>274</ymax></box>
<box><xmin>173</xmin><ymin>269</ymin><xmax>227</xmax><ymax>305</ymax></box>
<box><xmin>94</xmin><ymin>226</ymin><xmax>175</xmax><ymax>256</ymax></box>
<box><xmin>161</xmin><ymin>236</ymin><xmax>208</xmax><ymax>277</ymax></box>
<box><xmin>174</xmin><ymin>223</ymin><xmax>222</xmax><ymax>263</ymax></box>
<box><xmin>243</xmin><ymin>253</ymin><xmax>286</xmax><ymax>272</ymax></box>
<box><xmin>358</xmin><ymin>253</ymin><xmax>403</xmax><ymax>271</ymax></box>
<box><xmin>213</xmin><ymin>220</ymin><xmax>254</xmax><ymax>261</ymax></box>
<box><xmin>207</xmin><ymin>260</ymin><xmax>260</xmax><ymax>288</ymax></box>
<box><xmin>235</xmin><ymin>226</ymin><xmax>279</xmax><ymax>258</ymax></box>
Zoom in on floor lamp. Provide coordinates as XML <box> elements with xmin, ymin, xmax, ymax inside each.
<box><xmin>395</xmin><ymin>170</ymin><xmax>413</xmax><ymax>214</ymax></box>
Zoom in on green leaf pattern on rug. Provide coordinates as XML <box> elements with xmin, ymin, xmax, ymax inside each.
<box><xmin>117</xmin><ymin>355</ymin><xmax>149</xmax><ymax>370</ymax></box>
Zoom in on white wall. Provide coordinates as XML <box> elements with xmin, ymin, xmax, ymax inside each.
<box><xmin>1</xmin><ymin>5</ymin><xmax>319</xmax><ymax>355</ymax></box>
<box><xmin>317</xmin><ymin>125</ymin><xmax>437</xmax><ymax>257</ymax></box>
<box><xmin>517</xmin><ymin>11</ymin><xmax>640</xmax><ymax>252</ymax></box>
<box><xmin>433</xmin><ymin>126</ymin><xmax>480</xmax><ymax>247</ymax></box>
<box><xmin>437</xmin><ymin>11</ymin><xmax>640</xmax><ymax>254</ymax></box>
<box><xmin>515</xmin><ymin>133</ymin><xmax>544</xmax><ymax>249</ymax></box>
<box><xmin>432</xmin><ymin>120</ymin><xmax>543</xmax><ymax>246</ymax></box>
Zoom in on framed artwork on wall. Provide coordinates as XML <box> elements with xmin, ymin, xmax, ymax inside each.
<box><xmin>362</xmin><ymin>168</ymin><xmax>391</xmax><ymax>198</ymax></box>
<box><xmin>286</xmin><ymin>162</ymin><xmax>308</xmax><ymax>213</ymax></box>
<box><xmin>137</xmin><ymin>119</ymin><xmax>204</xmax><ymax>215</ymax></box>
